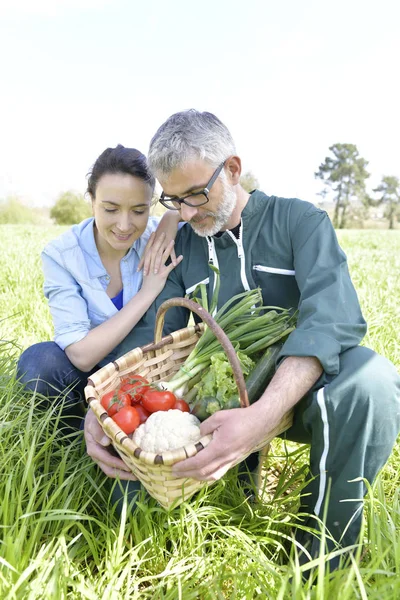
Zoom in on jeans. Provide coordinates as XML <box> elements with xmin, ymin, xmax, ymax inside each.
<box><xmin>17</xmin><ymin>341</ymin><xmax>97</xmax><ymax>432</ymax></box>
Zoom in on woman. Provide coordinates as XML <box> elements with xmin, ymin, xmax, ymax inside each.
<box><xmin>17</xmin><ymin>145</ymin><xmax>183</xmax><ymax>431</ymax></box>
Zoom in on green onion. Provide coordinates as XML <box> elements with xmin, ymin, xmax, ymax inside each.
<box><xmin>160</xmin><ymin>269</ymin><xmax>297</xmax><ymax>394</ymax></box>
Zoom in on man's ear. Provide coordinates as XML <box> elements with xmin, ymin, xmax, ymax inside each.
<box><xmin>225</xmin><ymin>156</ymin><xmax>242</xmax><ymax>185</ymax></box>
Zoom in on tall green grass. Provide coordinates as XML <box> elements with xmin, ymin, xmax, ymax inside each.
<box><xmin>0</xmin><ymin>226</ymin><xmax>399</xmax><ymax>598</ymax></box>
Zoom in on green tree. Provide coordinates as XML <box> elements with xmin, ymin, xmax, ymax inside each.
<box><xmin>315</xmin><ymin>144</ymin><xmax>370</xmax><ymax>228</ymax></box>
<box><xmin>50</xmin><ymin>191</ymin><xmax>92</xmax><ymax>225</ymax></box>
<box><xmin>373</xmin><ymin>175</ymin><xmax>400</xmax><ymax>229</ymax></box>
<box><xmin>240</xmin><ymin>171</ymin><xmax>260</xmax><ymax>193</ymax></box>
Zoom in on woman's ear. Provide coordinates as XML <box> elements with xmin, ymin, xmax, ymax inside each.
<box><xmin>225</xmin><ymin>156</ymin><xmax>242</xmax><ymax>185</ymax></box>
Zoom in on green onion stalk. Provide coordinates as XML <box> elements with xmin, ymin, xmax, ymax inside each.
<box><xmin>157</xmin><ymin>268</ymin><xmax>297</xmax><ymax>396</ymax></box>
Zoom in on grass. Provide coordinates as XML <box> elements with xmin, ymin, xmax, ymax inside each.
<box><xmin>0</xmin><ymin>225</ymin><xmax>399</xmax><ymax>598</ymax></box>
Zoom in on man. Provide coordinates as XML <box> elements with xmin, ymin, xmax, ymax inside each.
<box><xmin>85</xmin><ymin>110</ymin><xmax>400</xmax><ymax>569</ymax></box>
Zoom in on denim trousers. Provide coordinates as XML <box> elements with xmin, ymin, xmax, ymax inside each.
<box><xmin>16</xmin><ymin>341</ymin><xmax>96</xmax><ymax>431</ymax></box>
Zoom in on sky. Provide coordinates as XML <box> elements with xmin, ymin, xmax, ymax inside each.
<box><xmin>0</xmin><ymin>0</ymin><xmax>399</xmax><ymax>207</ymax></box>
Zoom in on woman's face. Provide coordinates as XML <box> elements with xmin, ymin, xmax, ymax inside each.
<box><xmin>92</xmin><ymin>172</ymin><xmax>152</xmax><ymax>256</ymax></box>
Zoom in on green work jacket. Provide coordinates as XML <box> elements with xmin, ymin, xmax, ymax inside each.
<box><xmin>109</xmin><ymin>191</ymin><xmax>366</xmax><ymax>375</ymax></box>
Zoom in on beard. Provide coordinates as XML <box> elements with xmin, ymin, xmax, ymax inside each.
<box><xmin>190</xmin><ymin>179</ymin><xmax>237</xmax><ymax>237</ymax></box>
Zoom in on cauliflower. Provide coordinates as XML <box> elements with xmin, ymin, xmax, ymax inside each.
<box><xmin>132</xmin><ymin>409</ymin><xmax>202</xmax><ymax>453</ymax></box>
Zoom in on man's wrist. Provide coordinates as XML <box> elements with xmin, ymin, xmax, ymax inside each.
<box><xmin>250</xmin><ymin>355</ymin><xmax>323</xmax><ymax>421</ymax></box>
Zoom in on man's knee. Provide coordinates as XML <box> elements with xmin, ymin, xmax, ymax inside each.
<box><xmin>337</xmin><ymin>346</ymin><xmax>400</xmax><ymax>414</ymax></box>
<box><xmin>324</xmin><ymin>346</ymin><xmax>400</xmax><ymax>454</ymax></box>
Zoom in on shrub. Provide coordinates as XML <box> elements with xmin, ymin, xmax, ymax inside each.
<box><xmin>50</xmin><ymin>191</ymin><xmax>92</xmax><ymax>225</ymax></box>
<box><xmin>0</xmin><ymin>196</ymin><xmax>44</xmax><ymax>224</ymax></box>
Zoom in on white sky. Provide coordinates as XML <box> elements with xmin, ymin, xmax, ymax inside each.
<box><xmin>0</xmin><ymin>0</ymin><xmax>399</xmax><ymax>207</ymax></box>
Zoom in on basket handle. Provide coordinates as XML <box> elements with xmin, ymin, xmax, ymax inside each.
<box><xmin>154</xmin><ymin>297</ymin><xmax>249</xmax><ymax>408</ymax></box>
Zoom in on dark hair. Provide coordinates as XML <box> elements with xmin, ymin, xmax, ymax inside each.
<box><xmin>86</xmin><ymin>144</ymin><xmax>155</xmax><ymax>198</ymax></box>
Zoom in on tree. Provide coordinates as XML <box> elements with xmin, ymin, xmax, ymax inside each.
<box><xmin>315</xmin><ymin>144</ymin><xmax>370</xmax><ymax>228</ymax></box>
<box><xmin>50</xmin><ymin>191</ymin><xmax>92</xmax><ymax>225</ymax></box>
<box><xmin>240</xmin><ymin>171</ymin><xmax>260</xmax><ymax>193</ymax></box>
<box><xmin>373</xmin><ymin>175</ymin><xmax>400</xmax><ymax>229</ymax></box>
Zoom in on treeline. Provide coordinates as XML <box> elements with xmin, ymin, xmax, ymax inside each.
<box><xmin>0</xmin><ymin>191</ymin><xmax>91</xmax><ymax>226</ymax></box>
<box><xmin>315</xmin><ymin>143</ymin><xmax>400</xmax><ymax>230</ymax></box>
<box><xmin>1</xmin><ymin>148</ymin><xmax>399</xmax><ymax>228</ymax></box>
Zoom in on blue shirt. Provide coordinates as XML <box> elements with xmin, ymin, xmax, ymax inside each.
<box><xmin>111</xmin><ymin>288</ymin><xmax>124</xmax><ymax>310</ymax></box>
<box><xmin>42</xmin><ymin>216</ymin><xmax>162</xmax><ymax>365</ymax></box>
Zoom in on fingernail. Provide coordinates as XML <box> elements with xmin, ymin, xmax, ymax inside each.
<box><xmin>100</xmin><ymin>435</ymin><xmax>110</xmax><ymax>445</ymax></box>
<box><xmin>143</xmin><ymin>270</ymin><xmax>147</xmax><ymax>276</ymax></box>
<box><xmin>154</xmin><ymin>269</ymin><xmax>158</xmax><ymax>274</ymax></box>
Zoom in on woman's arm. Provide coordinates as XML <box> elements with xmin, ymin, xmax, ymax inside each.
<box><xmin>64</xmin><ymin>239</ymin><xmax>182</xmax><ymax>372</ymax></box>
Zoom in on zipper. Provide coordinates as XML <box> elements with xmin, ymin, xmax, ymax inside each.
<box><xmin>253</xmin><ymin>265</ymin><xmax>295</xmax><ymax>276</ymax></box>
<box><xmin>206</xmin><ymin>236</ymin><xmax>219</xmax><ymax>315</ymax></box>
<box><xmin>226</xmin><ymin>220</ymin><xmax>250</xmax><ymax>291</ymax></box>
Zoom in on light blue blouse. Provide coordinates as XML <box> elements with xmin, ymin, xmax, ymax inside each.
<box><xmin>42</xmin><ymin>216</ymin><xmax>162</xmax><ymax>362</ymax></box>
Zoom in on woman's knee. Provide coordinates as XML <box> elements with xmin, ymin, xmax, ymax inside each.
<box><xmin>18</xmin><ymin>342</ymin><xmax>54</xmax><ymax>382</ymax></box>
<box><xmin>17</xmin><ymin>342</ymin><xmax>72</xmax><ymax>395</ymax></box>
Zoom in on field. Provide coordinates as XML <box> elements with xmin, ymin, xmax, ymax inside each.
<box><xmin>0</xmin><ymin>225</ymin><xmax>399</xmax><ymax>599</ymax></box>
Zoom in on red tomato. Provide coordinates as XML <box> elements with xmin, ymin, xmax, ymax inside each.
<box><xmin>119</xmin><ymin>375</ymin><xmax>149</xmax><ymax>403</ymax></box>
<box><xmin>121</xmin><ymin>374</ymin><xmax>148</xmax><ymax>385</ymax></box>
<box><xmin>141</xmin><ymin>389</ymin><xmax>177</xmax><ymax>413</ymax></box>
<box><xmin>112</xmin><ymin>406</ymin><xmax>140</xmax><ymax>434</ymax></box>
<box><xmin>101</xmin><ymin>390</ymin><xmax>130</xmax><ymax>417</ymax></box>
<box><xmin>117</xmin><ymin>390</ymin><xmax>133</xmax><ymax>404</ymax></box>
<box><xmin>173</xmin><ymin>399</ymin><xmax>190</xmax><ymax>412</ymax></box>
<box><xmin>134</xmin><ymin>404</ymin><xmax>150</xmax><ymax>424</ymax></box>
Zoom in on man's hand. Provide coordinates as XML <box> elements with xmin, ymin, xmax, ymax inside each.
<box><xmin>172</xmin><ymin>403</ymin><xmax>278</xmax><ymax>481</ymax></box>
<box><xmin>84</xmin><ymin>408</ymin><xmax>137</xmax><ymax>481</ymax></box>
<box><xmin>172</xmin><ymin>356</ymin><xmax>323</xmax><ymax>482</ymax></box>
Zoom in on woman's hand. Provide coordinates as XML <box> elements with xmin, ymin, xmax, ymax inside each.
<box><xmin>140</xmin><ymin>234</ymin><xmax>183</xmax><ymax>296</ymax></box>
<box><xmin>84</xmin><ymin>409</ymin><xmax>138</xmax><ymax>480</ymax></box>
<box><xmin>138</xmin><ymin>211</ymin><xmax>181</xmax><ymax>276</ymax></box>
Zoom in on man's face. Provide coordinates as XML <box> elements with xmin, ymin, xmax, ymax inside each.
<box><xmin>158</xmin><ymin>159</ymin><xmax>237</xmax><ymax>237</ymax></box>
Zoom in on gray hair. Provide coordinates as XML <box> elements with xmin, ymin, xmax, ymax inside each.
<box><xmin>148</xmin><ymin>109</ymin><xmax>236</xmax><ymax>176</ymax></box>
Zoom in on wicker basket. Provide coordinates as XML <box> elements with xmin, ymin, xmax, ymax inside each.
<box><xmin>84</xmin><ymin>297</ymin><xmax>293</xmax><ymax>509</ymax></box>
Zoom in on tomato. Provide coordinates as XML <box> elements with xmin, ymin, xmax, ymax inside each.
<box><xmin>112</xmin><ymin>406</ymin><xmax>140</xmax><ymax>434</ymax></box>
<box><xmin>173</xmin><ymin>399</ymin><xmax>190</xmax><ymax>412</ymax></box>
<box><xmin>101</xmin><ymin>390</ymin><xmax>130</xmax><ymax>417</ymax></box>
<box><xmin>119</xmin><ymin>375</ymin><xmax>150</xmax><ymax>403</ymax></box>
<box><xmin>141</xmin><ymin>389</ymin><xmax>177</xmax><ymax>413</ymax></box>
<box><xmin>117</xmin><ymin>390</ymin><xmax>133</xmax><ymax>404</ymax></box>
<box><xmin>134</xmin><ymin>404</ymin><xmax>150</xmax><ymax>424</ymax></box>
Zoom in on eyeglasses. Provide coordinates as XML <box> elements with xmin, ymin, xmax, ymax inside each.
<box><xmin>159</xmin><ymin>161</ymin><xmax>226</xmax><ymax>210</ymax></box>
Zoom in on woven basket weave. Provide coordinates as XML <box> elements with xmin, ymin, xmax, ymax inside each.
<box><xmin>84</xmin><ymin>297</ymin><xmax>293</xmax><ymax>509</ymax></box>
